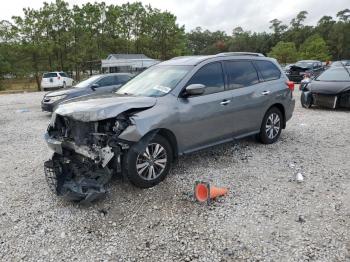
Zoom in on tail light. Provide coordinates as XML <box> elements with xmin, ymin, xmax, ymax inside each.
<box><xmin>286</xmin><ymin>81</ymin><xmax>294</xmax><ymax>92</ymax></box>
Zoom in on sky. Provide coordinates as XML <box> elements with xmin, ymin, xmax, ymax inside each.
<box><xmin>1</xmin><ymin>0</ymin><xmax>349</xmax><ymax>33</ymax></box>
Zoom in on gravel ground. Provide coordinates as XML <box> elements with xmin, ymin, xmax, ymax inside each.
<box><xmin>0</xmin><ymin>90</ymin><xmax>349</xmax><ymax>262</ymax></box>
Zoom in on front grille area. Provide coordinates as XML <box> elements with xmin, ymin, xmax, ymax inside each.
<box><xmin>53</xmin><ymin>115</ymin><xmax>97</xmax><ymax>146</ymax></box>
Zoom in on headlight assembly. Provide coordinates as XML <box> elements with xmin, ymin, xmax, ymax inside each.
<box><xmin>46</xmin><ymin>95</ymin><xmax>67</xmax><ymax>102</ymax></box>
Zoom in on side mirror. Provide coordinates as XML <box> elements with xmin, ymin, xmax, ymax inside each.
<box><xmin>184</xmin><ymin>84</ymin><xmax>205</xmax><ymax>97</ymax></box>
<box><xmin>91</xmin><ymin>83</ymin><xmax>99</xmax><ymax>91</ymax></box>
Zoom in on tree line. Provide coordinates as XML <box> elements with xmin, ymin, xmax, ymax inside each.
<box><xmin>0</xmin><ymin>0</ymin><xmax>349</xmax><ymax>90</ymax></box>
<box><xmin>187</xmin><ymin>9</ymin><xmax>350</xmax><ymax>64</ymax></box>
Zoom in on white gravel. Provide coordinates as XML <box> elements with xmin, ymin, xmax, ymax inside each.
<box><xmin>0</xmin><ymin>90</ymin><xmax>350</xmax><ymax>261</ymax></box>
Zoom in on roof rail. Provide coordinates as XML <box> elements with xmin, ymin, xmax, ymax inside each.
<box><xmin>216</xmin><ymin>52</ymin><xmax>265</xmax><ymax>57</ymax></box>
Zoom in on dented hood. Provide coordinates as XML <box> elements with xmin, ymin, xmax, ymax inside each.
<box><xmin>54</xmin><ymin>94</ymin><xmax>157</xmax><ymax>122</ymax></box>
<box><xmin>289</xmin><ymin>65</ymin><xmax>310</xmax><ymax>72</ymax></box>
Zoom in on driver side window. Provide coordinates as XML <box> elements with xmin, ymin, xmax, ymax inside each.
<box><xmin>186</xmin><ymin>62</ymin><xmax>225</xmax><ymax>95</ymax></box>
<box><xmin>96</xmin><ymin>76</ymin><xmax>117</xmax><ymax>87</ymax></box>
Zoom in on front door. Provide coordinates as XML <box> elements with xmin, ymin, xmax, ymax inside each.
<box><xmin>175</xmin><ymin>62</ymin><xmax>236</xmax><ymax>153</ymax></box>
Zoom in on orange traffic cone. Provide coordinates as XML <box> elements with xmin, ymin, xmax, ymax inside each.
<box><xmin>194</xmin><ymin>181</ymin><xmax>228</xmax><ymax>203</ymax></box>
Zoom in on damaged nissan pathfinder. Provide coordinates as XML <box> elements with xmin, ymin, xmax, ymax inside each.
<box><xmin>44</xmin><ymin>52</ymin><xmax>295</xmax><ymax>202</ymax></box>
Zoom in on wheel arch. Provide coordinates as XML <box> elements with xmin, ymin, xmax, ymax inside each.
<box><xmin>141</xmin><ymin>128</ymin><xmax>179</xmax><ymax>160</ymax></box>
<box><xmin>266</xmin><ymin>103</ymin><xmax>286</xmax><ymax>129</ymax></box>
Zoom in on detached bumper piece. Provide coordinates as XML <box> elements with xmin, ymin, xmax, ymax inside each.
<box><xmin>312</xmin><ymin>94</ymin><xmax>338</xmax><ymax>109</ymax></box>
<box><xmin>44</xmin><ymin>154</ymin><xmax>112</xmax><ymax>203</ymax></box>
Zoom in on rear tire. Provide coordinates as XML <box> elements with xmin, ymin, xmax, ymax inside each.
<box><xmin>123</xmin><ymin>134</ymin><xmax>173</xmax><ymax>188</ymax></box>
<box><xmin>259</xmin><ymin>107</ymin><xmax>283</xmax><ymax>144</ymax></box>
<box><xmin>62</xmin><ymin>82</ymin><xmax>66</xmax><ymax>89</ymax></box>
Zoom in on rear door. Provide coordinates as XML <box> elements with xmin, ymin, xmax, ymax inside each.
<box><xmin>176</xmin><ymin>62</ymin><xmax>236</xmax><ymax>152</ymax></box>
<box><xmin>222</xmin><ymin>60</ymin><xmax>268</xmax><ymax>135</ymax></box>
<box><xmin>253</xmin><ymin>60</ymin><xmax>285</xmax><ymax>127</ymax></box>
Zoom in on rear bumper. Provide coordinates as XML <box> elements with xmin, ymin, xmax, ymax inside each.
<box><xmin>285</xmin><ymin>98</ymin><xmax>295</xmax><ymax>122</ymax></box>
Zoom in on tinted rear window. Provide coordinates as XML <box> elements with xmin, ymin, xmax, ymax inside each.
<box><xmin>255</xmin><ymin>61</ymin><xmax>281</xmax><ymax>81</ymax></box>
<box><xmin>97</xmin><ymin>76</ymin><xmax>117</xmax><ymax>86</ymax></box>
<box><xmin>117</xmin><ymin>75</ymin><xmax>131</xmax><ymax>84</ymax></box>
<box><xmin>43</xmin><ymin>73</ymin><xmax>58</xmax><ymax>78</ymax></box>
<box><xmin>224</xmin><ymin>61</ymin><xmax>259</xmax><ymax>90</ymax></box>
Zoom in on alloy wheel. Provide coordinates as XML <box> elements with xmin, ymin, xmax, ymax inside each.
<box><xmin>265</xmin><ymin>113</ymin><xmax>281</xmax><ymax>139</ymax></box>
<box><xmin>136</xmin><ymin>143</ymin><xmax>167</xmax><ymax>181</ymax></box>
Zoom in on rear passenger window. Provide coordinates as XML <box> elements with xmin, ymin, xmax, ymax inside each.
<box><xmin>59</xmin><ymin>72</ymin><xmax>68</xmax><ymax>77</ymax></box>
<box><xmin>255</xmin><ymin>61</ymin><xmax>281</xmax><ymax>81</ymax></box>
<box><xmin>187</xmin><ymin>62</ymin><xmax>225</xmax><ymax>95</ymax></box>
<box><xmin>117</xmin><ymin>75</ymin><xmax>131</xmax><ymax>84</ymax></box>
<box><xmin>97</xmin><ymin>76</ymin><xmax>117</xmax><ymax>87</ymax></box>
<box><xmin>224</xmin><ymin>61</ymin><xmax>259</xmax><ymax>90</ymax></box>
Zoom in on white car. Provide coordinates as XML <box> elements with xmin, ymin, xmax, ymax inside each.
<box><xmin>41</xmin><ymin>72</ymin><xmax>74</xmax><ymax>91</ymax></box>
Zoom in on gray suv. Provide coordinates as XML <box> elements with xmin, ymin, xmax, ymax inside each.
<box><xmin>44</xmin><ymin>52</ymin><xmax>295</xmax><ymax>202</ymax></box>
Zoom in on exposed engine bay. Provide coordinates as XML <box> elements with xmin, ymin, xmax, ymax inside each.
<box><xmin>44</xmin><ymin>113</ymin><xmax>131</xmax><ymax>202</ymax></box>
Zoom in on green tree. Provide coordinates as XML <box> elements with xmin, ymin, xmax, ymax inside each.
<box><xmin>268</xmin><ymin>41</ymin><xmax>298</xmax><ymax>64</ymax></box>
<box><xmin>299</xmin><ymin>34</ymin><xmax>331</xmax><ymax>61</ymax></box>
<box><xmin>186</xmin><ymin>27</ymin><xmax>228</xmax><ymax>55</ymax></box>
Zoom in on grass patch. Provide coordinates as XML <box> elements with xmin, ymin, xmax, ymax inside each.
<box><xmin>0</xmin><ymin>79</ymin><xmax>38</xmax><ymax>92</ymax></box>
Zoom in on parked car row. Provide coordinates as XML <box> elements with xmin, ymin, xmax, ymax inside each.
<box><xmin>285</xmin><ymin>60</ymin><xmax>324</xmax><ymax>83</ymax></box>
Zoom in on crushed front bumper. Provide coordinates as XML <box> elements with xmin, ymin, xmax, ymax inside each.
<box><xmin>44</xmin><ymin>133</ymin><xmax>120</xmax><ymax>203</ymax></box>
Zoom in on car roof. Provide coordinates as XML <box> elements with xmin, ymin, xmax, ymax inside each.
<box><xmin>160</xmin><ymin>52</ymin><xmax>266</xmax><ymax>66</ymax></box>
<box><xmin>297</xmin><ymin>60</ymin><xmax>321</xmax><ymax>63</ymax></box>
<box><xmin>88</xmin><ymin>73</ymin><xmax>133</xmax><ymax>78</ymax></box>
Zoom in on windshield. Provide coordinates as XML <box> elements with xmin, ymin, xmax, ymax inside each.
<box><xmin>331</xmin><ymin>60</ymin><xmax>350</xmax><ymax>67</ymax></box>
<box><xmin>295</xmin><ymin>61</ymin><xmax>314</xmax><ymax>69</ymax></box>
<box><xmin>316</xmin><ymin>68</ymin><xmax>350</xmax><ymax>81</ymax></box>
<box><xmin>116</xmin><ymin>65</ymin><xmax>192</xmax><ymax>97</ymax></box>
<box><xmin>75</xmin><ymin>75</ymin><xmax>101</xmax><ymax>88</ymax></box>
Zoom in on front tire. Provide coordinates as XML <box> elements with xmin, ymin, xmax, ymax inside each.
<box><xmin>259</xmin><ymin>107</ymin><xmax>283</xmax><ymax>144</ymax></box>
<box><xmin>123</xmin><ymin>134</ymin><xmax>173</xmax><ymax>188</ymax></box>
<box><xmin>301</xmin><ymin>91</ymin><xmax>313</xmax><ymax>108</ymax></box>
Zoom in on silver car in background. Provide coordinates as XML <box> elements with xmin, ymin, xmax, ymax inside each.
<box><xmin>44</xmin><ymin>52</ymin><xmax>295</xmax><ymax>202</ymax></box>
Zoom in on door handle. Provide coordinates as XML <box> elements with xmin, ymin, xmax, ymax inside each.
<box><xmin>261</xmin><ymin>91</ymin><xmax>271</xmax><ymax>95</ymax></box>
<box><xmin>220</xmin><ymin>99</ymin><xmax>231</xmax><ymax>106</ymax></box>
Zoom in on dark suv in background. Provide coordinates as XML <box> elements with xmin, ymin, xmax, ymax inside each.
<box><xmin>286</xmin><ymin>60</ymin><xmax>324</xmax><ymax>82</ymax></box>
<box><xmin>44</xmin><ymin>52</ymin><xmax>295</xmax><ymax>202</ymax></box>
<box><xmin>41</xmin><ymin>73</ymin><xmax>132</xmax><ymax>112</ymax></box>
